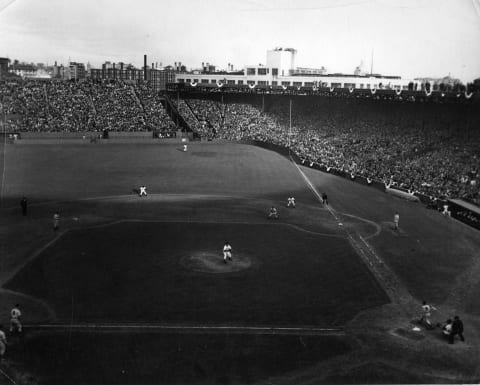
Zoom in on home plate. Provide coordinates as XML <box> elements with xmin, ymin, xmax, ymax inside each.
<box><xmin>412</xmin><ymin>326</ymin><xmax>421</xmax><ymax>331</ymax></box>
<box><xmin>338</xmin><ymin>223</ymin><xmax>343</xmax><ymax>226</ymax></box>
<box><xmin>72</xmin><ymin>217</ymin><xmax>79</xmax><ymax>221</ymax></box>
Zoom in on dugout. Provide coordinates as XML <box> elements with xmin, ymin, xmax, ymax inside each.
<box><xmin>448</xmin><ymin>199</ymin><xmax>480</xmax><ymax>230</ymax></box>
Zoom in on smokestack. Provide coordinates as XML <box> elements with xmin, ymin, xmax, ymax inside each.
<box><xmin>144</xmin><ymin>54</ymin><xmax>147</xmax><ymax>81</ymax></box>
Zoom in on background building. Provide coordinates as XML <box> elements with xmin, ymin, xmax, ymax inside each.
<box><xmin>0</xmin><ymin>57</ymin><xmax>10</xmax><ymax>79</ymax></box>
<box><xmin>68</xmin><ymin>62</ymin><xmax>86</xmax><ymax>80</ymax></box>
<box><xmin>89</xmin><ymin>59</ymin><xmax>175</xmax><ymax>92</ymax></box>
<box><xmin>175</xmin><ymin>48</ymin><xmax>412</xmax><ymax>90</ymax></box>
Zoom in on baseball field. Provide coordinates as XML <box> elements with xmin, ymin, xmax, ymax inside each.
<box><xmin>1</xmin><ymin>138</ymin><xmax>479</xmax><ymax>384</ymax></box>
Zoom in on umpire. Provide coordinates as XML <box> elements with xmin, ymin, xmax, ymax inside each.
<box><xmin>449</xmin><ymin>315</ymin><xmax>465</xmax><ymax>344</ymax></box>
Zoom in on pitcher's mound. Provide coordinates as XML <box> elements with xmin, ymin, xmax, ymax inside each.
<box><xmin>181</xmin><ymin>252</ymin><xmax>253</xmax><ymax>273</ymax></box>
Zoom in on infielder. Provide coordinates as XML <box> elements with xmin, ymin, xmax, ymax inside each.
<box><xmin>268</xmin><ymin>206</ymin><xmax>279</xmax><ymax>219</ymax></box>
<box><xmin>287</xmin><ymin>197</ymin><xmax>296</xmax><ymax>208</ymax></box>
<box><xmin>223</xmin><ymin>241</ymin><xmax>232</xmax><ymax>263</ymax></box>
<box><xmin>139</xmin><ymin>185</ymin><xmax>147</xmax><ymax>197</ymax></box>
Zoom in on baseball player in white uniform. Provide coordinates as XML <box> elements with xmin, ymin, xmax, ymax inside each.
<box><xmin>10</xmin><ymin>304</ymin><xmax>22</xmax><ymax>333</ymax></box>
<box><xmin>420</xmin><ymin>300</ymin><xmax>436</xmax><ymax>329</ymax></box>
<box><xmin>287</xmin><ymin>197</ymin><xmax>296</xmax><ymax>208</ymax></box>
<box><xmin>139</xmin><ymin>185</ymin><xmax>147</xmax><ymax>197</ymax></box>
<box><xmin>223</xmin><ymin>241</ymin><xmax>232</xmax><ymax>263</ymax></box>
<box><xmin>182</xmin><ymin>137</ymin><xmax>188</xmax><ymax>152</ymax></box>
<box><xmin>393</xmin><ymin>212</ymin><xmax>400</xmax><ymax>230</ymax></box>
<box><xmin>442</xmin><ymin>204</ymin><xmax>451</xmax><ymax>216</ymax></box>
<box><xmin>0</xmin><ymin>325</ymin><xmax>7</xmax><ymax>359</ymax></box>
<box><xmin>53</xmin><ymin>212</ymin><xmax>60</xmax><ymax>231</ymax></box>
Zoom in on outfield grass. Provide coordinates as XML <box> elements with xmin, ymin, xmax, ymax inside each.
<box><xmin>1</xmin><ymin>142</ymin><xmax>316</xmax><ymax>206</ymax></box>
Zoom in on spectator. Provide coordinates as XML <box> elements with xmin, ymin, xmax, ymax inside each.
<box><xmin>2</xmin><ymin>81</ymin><xmax>479</xmax><ymax>208</ymax></box>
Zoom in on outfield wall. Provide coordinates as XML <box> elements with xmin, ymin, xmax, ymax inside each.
<box><xmin>13</xmin><ymin>131</ymin><xmax>185</xmax><ymax>143</ymax></box>
<box><xmin>19</xmin><ymin>132</ymin><xmax>154</xmax><ymax>139</ymax></box>
<box><xmin>244</xmin><ymin>139</ymin><xmax>480</xmax><ymax>231</ymax></box>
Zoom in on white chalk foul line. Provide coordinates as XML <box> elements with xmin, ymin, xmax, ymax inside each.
<box><xmin>290</xmin><ymin>157</ymin><xmax>383</xmax><ymax>240</ymax></box>
<box><xmin>25</xmin><ymin>323</ymin><xmax>345</xmax><ymax>336</ymax></box>
<box><xmin>291</xmin><ymin>158</ymin><xmax>345</xmax><ymax>225</ymax></box>
<box><xmin>290</xmin><ymin>157</ymin><xmax>397</xmax><ymax>298</ymax></box>
<box><xmin>291</xmin><ymin>159</ymin><xmax>323</xmax><ymax>204</ymax></box>
<box><xmin>0</xmin><ymin>368</ymin><xmax>18</xmax><ymax>385</ymax></box>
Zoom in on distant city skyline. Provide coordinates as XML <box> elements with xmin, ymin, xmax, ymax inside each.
<box><xmin>1</xmin><ymin>0</ymin><xmax>480</xmax><ymax>82</ymax></box>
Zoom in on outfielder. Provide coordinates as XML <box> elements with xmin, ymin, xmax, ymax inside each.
<box><xmin>223</xmin><ymin>241</ymin><xmax>232</xmax><ymax>263</ymax></box>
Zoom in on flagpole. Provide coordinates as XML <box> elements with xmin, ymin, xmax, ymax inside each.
<box><xmin>288</xmin><ymin>98</ymin><xmax>292</xmax><ymax>152</ymax></box>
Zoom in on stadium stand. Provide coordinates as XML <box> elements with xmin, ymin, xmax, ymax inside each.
<box><xmin>1</xmin><ymin>79</ymin><xmax>478</xmax><ymax>210</ymax></box>
<box><xmin>173</xmin><ymin>95</ymin><xmax>480</xmax><ymax>208</ymax></box>
<box><xmin>0</xmin><ymin>79</ymin><xmax>175</xmax><ymax>133</ymax></box>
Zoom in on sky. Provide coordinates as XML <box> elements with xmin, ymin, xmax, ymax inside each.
<box><xmin>1</xmin><ymin>0</ymin><xmax>480</xmax><ymax>82</ymax></box>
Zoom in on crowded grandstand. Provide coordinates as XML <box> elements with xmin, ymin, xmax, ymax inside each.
<box><xmin>2</xmin><ymin>78</ymin><xmax>479</xmax><ymax>212</ymax></box>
